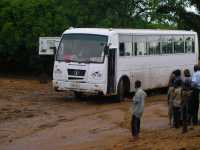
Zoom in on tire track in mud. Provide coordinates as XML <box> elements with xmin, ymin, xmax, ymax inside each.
<box><xmin>0</xmin><ymin>93</ymin><xmax>168</xmax><ymax>145</ymax></box>
<box><xmin>0</xmin><ymin>78</ymin><xmax>170</xmax><ymax>150</ymax></box>
<box><xmin>0</xmin><ymin>101</ymin><xmax>127</xmax><ymax>144</ymax></box>
<box><xmin>23</xmin><ymin>106</ymin><xmax>126</xmax><ymax>134</ymax></box>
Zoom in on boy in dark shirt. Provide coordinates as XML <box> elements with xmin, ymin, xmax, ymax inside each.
<box><xmin>172</xmin><ymin>79</ymin><xmax>182</xmax><ymax>128</ymax></box>
<box><xmin>181</xmin><ymin>81</ymin><xmax>193</xmax><ymax>133</ymax></box>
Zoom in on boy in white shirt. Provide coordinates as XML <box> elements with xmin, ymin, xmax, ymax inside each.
<box><xmin>191</xmin><ymin>64</ymin><xmax>200</xmax><ymax>125</ymax></box>
<box><xmin>131</xmin><ymin>80</ymin><xmax>147</xmax><ymax>139</ymax></box>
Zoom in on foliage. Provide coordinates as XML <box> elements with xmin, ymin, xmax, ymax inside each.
<box><xmin>0</xmin><ymin>0</ymin><xmax>199</xmax><ymax>73</ymax></box>
<box><xmin>156</xmin><ymin>0</ymin><xmax>200</xmax><ymax>34</ymax></box>
<box><xmin>0</xmin><ymin>0</ymin><xmax>69</xmax><ymax>72</ymax></box>
<box><xmin>156</xmin><ymin>0</ymin><xmax>200</xmax><ymax>57</ymax></box>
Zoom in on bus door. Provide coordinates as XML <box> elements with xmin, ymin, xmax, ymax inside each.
<box><xmin>107</xmin><ymin>49</ymin><xmax>116</xmax><ymax>94</ymax></box>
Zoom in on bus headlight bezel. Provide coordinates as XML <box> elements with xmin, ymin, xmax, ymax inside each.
<box><xmin>91</xmin><ymin>71</ymin><xmax>103</xmax><ymax>80</ymax></box>
<box><xmin>54</xmin><ymin>68</ymin><xmax>63</xmax><ymax>74</ymax></box>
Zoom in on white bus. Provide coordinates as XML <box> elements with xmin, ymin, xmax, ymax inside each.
<box><xmin>53</xmin><ymin>28</ymin><xmax>198</xmax><ymax>100</ymax></box>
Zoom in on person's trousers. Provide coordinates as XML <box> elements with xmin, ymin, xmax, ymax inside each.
<box><xmin>131</xmin><ymin>115</ymin><xmax>140</xmax><ymax>137</ymax></box>
<box><xmin>173</xmin><ymin>107</ymin><xmax>181</xmax><ymax>128</ymax></box>
<box><xmin>168</xmin><ymin>101</ymin><xmax>173</xmax><ymax>126</ymax></box>
<box><xmin>182</xmin><ymin>105</ymin><xmax>188</xmax><ymax>132</ymax></box>
<box><xmin>192</xmin><ymin>88</ymin><xmax>199</xmax><ymax>125</ymax></box>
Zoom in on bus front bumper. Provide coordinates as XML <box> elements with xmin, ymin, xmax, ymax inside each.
<box><xmin>53</xmin><ymin>80</ymin><xmax>106</xmax><ymax>94</ymax></box>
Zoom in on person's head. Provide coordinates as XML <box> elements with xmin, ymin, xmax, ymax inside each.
<box><xmin>135</xmin><ymin>80</ymin><xmax>141</xmax><ymax>89</ymax></box>
<box><xmin>171</xmin><ymin>71</ymin><xmax>175</xmax><ymax>77</ymax></box>
<box><xmin>194</xmin><ymin>64</ymin><xmax>199</xmax><ymax>72</ymax></box>
<box><xmin>170</xmin><ymin>71</ymin><xmax>176</xmax><ymax>80</ymax></box>
<box><xmin>175</xmin><ymin>79</ymin><xmax>182</xmax><ymax>88</ymax></box>
<box><xmin>174</xmin><ymin>69</ymin><xmax>181</xmax><ymax>77</ymax></box>
<box><xmin>184</xmin><ymin>69</ymin><xmax>191</xmax><ymax>77</ymax></box>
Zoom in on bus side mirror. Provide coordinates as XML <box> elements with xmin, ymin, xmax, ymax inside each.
<box><xmin>104</xmin><ymin>45</ymin><xmax>109</xmax><ymax>55</ymax></box>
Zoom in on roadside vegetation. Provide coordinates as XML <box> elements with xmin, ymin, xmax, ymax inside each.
<box><xmin>0</xmin><ymin>0</ymin><xmax>199</xmax><ymax>73</ymax></box>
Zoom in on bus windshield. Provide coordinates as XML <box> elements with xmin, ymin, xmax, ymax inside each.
<box><xmin>56</xmin><ymin>34</ymin><xmax>108</xmax><ymax>63</ymax></box>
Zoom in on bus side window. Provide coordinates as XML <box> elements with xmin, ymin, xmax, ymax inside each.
<box><xmin>161</xmin><ymin>36</ymin><xmax>173</xmax><ymax>54</ymax></box>
<box><xmin>185</xmin><ymin>36</ymin><xmax>195</xmax><ymax>53</ymax></box>
<box><xmin>133</xmin><ymin>36</ymin><xmax>147</xmax><ymax>56</ymax></box>
<box><xmin>174</xmin><ymin>36</ymin><xmax>184</xmax><ymax>53</ymax></box>
<box><xmin>119</xmin><ymin>42</ymin><xmax>125</xmax><ymax>56</ymax></box>
<box><xmin>147</xmin><ymin>36</ymin><xmax>161</xmax><ymax>55</ymax></box>
<box><xmin>125</xmin><ymin>42</ymin><xmax>132</xmax><ymax>56</ymax></box>
<box><xmin>136</xmin><ymin>42</ymin><xmax>147</xmax><ymax>56</ymax></box>
<box><xmin>119</xmin><ymin>42</ymin><xmax>132</xmax><ymax>56</ymax></box>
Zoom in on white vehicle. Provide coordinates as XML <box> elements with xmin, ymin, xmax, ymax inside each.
<box><xmin>53</xmin><ymin>28</ymin><xmax>198</xmax><ymax>100</ymax></box>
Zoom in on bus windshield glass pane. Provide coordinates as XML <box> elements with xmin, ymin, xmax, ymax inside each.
<box><xmin>57</xmin><ymin>34</ymin><xmax>108</xmax><ymax>63</ymax></box>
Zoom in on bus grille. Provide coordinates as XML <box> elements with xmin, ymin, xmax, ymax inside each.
<box><xmin>68</xmin><ymin>69</ymin><xmax>86</xmax><ymax>76</ymax></box>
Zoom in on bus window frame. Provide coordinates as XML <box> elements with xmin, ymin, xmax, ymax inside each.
<box><xmin>118</xmin><ymin>34</ymin><xmax>196</xmax><ymax>58</ymax></box>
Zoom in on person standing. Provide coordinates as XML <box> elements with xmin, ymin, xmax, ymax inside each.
<box><xmin>182</xmin><ymin>69</ymin><xmax>193</xmax><ymax>125</ymax></box>
<box><xmin>167</xmin><ymin>71</ymin><xmax>176</xmax><ymax>127</ymax></box>
<box><xmin>172</xmin><ymin>79</ymin><xmax>182</xmax><ymax>128</ymax></box>
<box><xmin>191</xmin><ymin>65</ymin><xmax>200</xmax><ymax>125</ymax></box>
<box><xmin>181</xmin><ymin>78</ymin><xmax>193</xmax><ymax>133</ymax></box>
<box><xmin>168</xmin><ymin>71</ymin><xmax>176</xmax><ymax>101</ymax></box>
<box><xmin>131</xmin><ymin>80</ymin><xmax>147</xmax><ymax>139</ymax></box>
<box><xmin>168</xmin><ymin>69</ymin><xmax>182</xmax><ymax>127</ymax></box>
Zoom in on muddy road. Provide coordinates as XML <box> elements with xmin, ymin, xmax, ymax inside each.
<box><xmin>0</xmin><ymin>77</ymin><xmax>193</xmax><ymax>150</ymax></box>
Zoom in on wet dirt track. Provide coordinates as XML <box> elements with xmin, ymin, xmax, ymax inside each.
<box><xmin>1</xmin><ymin>77</ymin><xmax>199</xmax><ymax>150</ymax></box>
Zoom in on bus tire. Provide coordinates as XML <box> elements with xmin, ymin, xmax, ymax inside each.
<box><xmin>116</xmin><ymin>79</ymin><xmax>125</xmax><ymax>101</ymax></box>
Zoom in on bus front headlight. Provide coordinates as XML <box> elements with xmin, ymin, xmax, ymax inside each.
<box><xmin>91</xmin><ymin>71</ymin><xmax>103</xmax><ymax>80</ymax></box>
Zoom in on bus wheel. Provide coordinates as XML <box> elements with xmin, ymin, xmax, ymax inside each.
<box><xmin>117</xmin><ymin>80</ymin><xmax>125</xmax><ymax>101</ymax></box>
<box><xmin>74</xmin><ymin>92</ymin><xmax>83</xmax><ymax>99</ymax></box>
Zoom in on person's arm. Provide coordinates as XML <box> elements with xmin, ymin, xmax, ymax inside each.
<box><xmin>181</xmin><ymin>90</ymin><xmax>185</xmax><ymax>105</ymax></box>
<box><xmin>196</xmin><ymin>72</ymin><xmax>200</xmax><ymax>87</ymax></box>
<box><xmin>192</xmin><ymin>73</ymin><xmax>196</xmax><ymax>83</ymax></box>
<box><xmin>133</xmin><ymin>92</ymin><xmax>142</xmax><ymax>104</ymax></box>
<box><xmin>192</xmin><ymin>74</ymin><xmax>197</xmax><ymax>88</ymax></box>
<box><xmin>133</xmin><ymin>95</ymin><xmax>139</xmax><ymax>104</ymax></box>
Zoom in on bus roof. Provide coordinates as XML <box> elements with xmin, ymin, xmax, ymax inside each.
<box><xmin>63</xmin><ymin>28</ymin><xmax>197</xmax><ymax>36</ymax></box>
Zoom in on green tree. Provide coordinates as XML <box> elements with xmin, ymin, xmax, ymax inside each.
<box><xmin>1</xmin><ymin>0</ymin><xmax>193</xmax><ymax>73</ymax></box>
<box><xmin>156</xmin><ymin>0</ymin><xmax>200</xmax><ymax>55</ymax></box>
<box><xmin>156</xmin><ymin>0</ymin><xmax>200</xmax><ymax>30</ymax></box>
<box><xmin>0</xmin><ymin>0</ymin><xmax>69</xmax><ymax>72</ymax></box>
